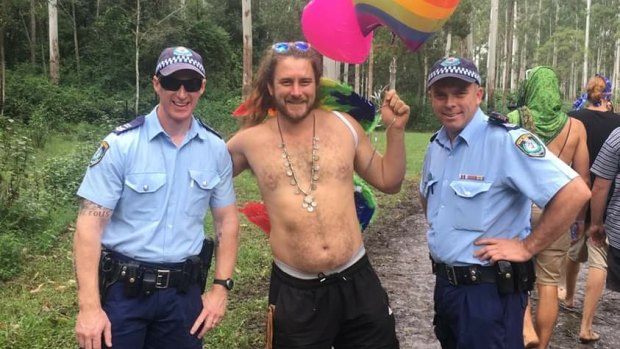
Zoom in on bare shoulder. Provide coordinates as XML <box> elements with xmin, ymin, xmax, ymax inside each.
<box><xmin>228</xmin><ymin>123</ymin><xmax>271</xmax><ymax>151</ymax></box>
<box><xmin>570</xmin><ymin>117</ymin><xmax>587</xmax><ymax>134</ymax></box>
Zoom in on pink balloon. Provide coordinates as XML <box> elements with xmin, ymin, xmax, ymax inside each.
<box><xmin>301</xmin><ymin>0</ymin><xmax>373</xmax><ymax>64</ymax></box>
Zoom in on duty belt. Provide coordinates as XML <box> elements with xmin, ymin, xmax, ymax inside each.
<box><xmin>432</xmin><ymin>261</ymin><xmax>496</xmax><ymax>286</ymax></box>
<box><xmin>100</xmin><ymin>250</ymin><xmax>202</xmax><ymax>297</ymax></box>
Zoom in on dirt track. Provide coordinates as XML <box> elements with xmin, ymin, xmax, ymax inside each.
<box><xmin>364</xmin><ymin>183</ymin><xmax>620</xmax><ymax>349</ymax></box>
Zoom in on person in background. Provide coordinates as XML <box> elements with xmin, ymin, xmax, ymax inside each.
<box><xmin>227</xmin><ymin>41</ymin><xmax>409</xmax><ymax>349</ymax></box>
<box><xmin>507</xmin><ymin>66</ymin><xmax>589</xmax><ymax>349</ymax></box>
<box><xmin>588</xmin><ymin>128</ymin><xmax>620</xmax><ymax>300</ymax></box>
<box><xmin>563</xmin><ymin>74</ymin><xmax>619</xmax><ymax>344</ymax></box>
<box><xmin>420</xmin><ymin>57</ymin><xmax>590</xmax><ymax>349</ymax></box>
<box><xmin>73</xmin><ymin>46</ymin><xmax>239</xmax><ymax>349</ymax></box>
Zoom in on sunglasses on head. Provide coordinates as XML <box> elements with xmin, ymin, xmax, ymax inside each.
<box><xmin>272</xmin><ymin>41</ymin><xmax>311</xmax><ymax>54</ymax></box>
<box><xmin>158</xmin><ymin>76</ymin><xmax>203</xmax><ymax>92</ymax></box>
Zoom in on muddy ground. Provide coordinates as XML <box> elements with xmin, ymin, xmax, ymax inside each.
<box><xmin>364</xmin><ymin>185</ymin><xmax>620</xmax><ymax>349</ymax></box>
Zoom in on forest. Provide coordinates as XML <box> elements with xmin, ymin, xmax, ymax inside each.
<box><xmin>0</xmin><ymin>0</ymin><xmax>619</xmax><ymax>347</ymax></box>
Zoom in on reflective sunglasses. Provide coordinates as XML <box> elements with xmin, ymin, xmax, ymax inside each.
<box><xmin>272</xmin><ymin>41</ymin><xmax>311</xmax><ymax>53</ymax></box>
<box><xmin>158</xmin><ymin>76</ymin><xmax>203</xmax><ymax>92</ymax></box>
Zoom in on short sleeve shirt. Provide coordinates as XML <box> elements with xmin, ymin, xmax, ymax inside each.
<box><xmin>591</xmin><ymin>128</ymin><xmax>620</xmax><ymax>249</ymax></box>
<box><xmin>77</xmin><ymin>107</ymin><xmax>236</xmax><ymax>263</ymax></box>
<box><xmin>419</xmin><ymin>109</ymin><xmax>577</xmax><ymax>265</ymax></box>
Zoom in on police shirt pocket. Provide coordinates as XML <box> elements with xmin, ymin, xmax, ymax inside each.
<box><xmin>449</xmin><ymin>180</ymin><xmax>492</xmax><ymax>231</ymax></box>
<box><xmin>186</xmin><ymin>170</ymin><xmax>221</xmax><ymax>217</ymax></box>
<box><xmin>124</xmin><ymin>173</ymin><xmax>167</xmax><ymax>219</ymax></box>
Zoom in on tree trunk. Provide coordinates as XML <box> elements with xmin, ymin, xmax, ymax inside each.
<box><xmin>445</xmin><ymin>32</ymin><xmax>452</xmax><ymax>57</ymax></box>
<box><xmin>486</xmin><ymin>0</ymin><xmax>499</xmax><ymax>110</ymax></box>
<box><xmin>343</xmin><ymin>63</ymin><xmax>349</xmax><ymax>85</ymax></box>
<box><xmin>552</xmin><ymin>0</ymin><xmax>559</xmax><ymax>68</ymax></box>
<box><xmin>30</xmin><ymin>0</ymin><xmax>36</xmax><ymax>64</ymax></box>
<box><xmin>534</xmin><ymin>0</ymin><xmax>542</xmax><ymax>64</ymax></box>
<box><xmin>72</xmin><ymin>0</ymin><xmax>80</xmax><ymax>76</ymax></box>
<box><xmin>389</xmin><ymin>56</ymin><xmax>396</xmax><ymax>90</ymax></box>
<box><xmin>48</xmin><ymin>0</ymin><xmax>60</xmax><ymax>84</ymax></box>
<box><xmin>134</xmin><ymin>0</ymin><xmax>140</xmax><ymax>114</ymax></box>
<box><xmin>583</xmin><ymin>0</ymin><xmax>591</xmax><ymax>87</ymax></box>
<box><xmin>96</xmin><ymin>0</ymin><xmax>100</xmax><ymax>18</ymax></box>
<box><xmin>366</xmin><ymin>46</ymin><xmax>374</xmax><ymax>97</ymax></box>
<box><xmin>241</xmin><ymin>0</ymin><xmax>252</xmax><ymax>99</ymax></box>
<box><xmin>510</xmin><ymin>0</ymin><xmax>518</xmax><ymax>92</ymax></box>
<box><xmin>466</xmin><ymin>30</ymin><xmax>473</xmax><ymax>58</ymax></box>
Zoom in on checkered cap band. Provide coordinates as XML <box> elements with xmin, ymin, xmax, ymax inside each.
<box><xmin>427</xmin><ymin>58</ymin><xmax>481</xmax><ymax>87</ymax></box>
<box><xmin>155</xmin><ymin>47</ymin><xmax>205</xmax><ymax>78</ymax></box>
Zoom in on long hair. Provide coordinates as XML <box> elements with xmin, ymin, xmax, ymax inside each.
<box><xmin>241</xmin><ymin>42</ymin><xmax>323</xmax><ymax>129</ymax></box>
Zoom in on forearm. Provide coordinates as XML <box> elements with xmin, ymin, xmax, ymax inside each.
<box><xmin>523</xmin><ymin>177</ymin><xmax>591</xmax><ymax>255</ymax></box>
<box><xmin>211</xmin><ymin>207</ymin><xmax>240</xmax><ymax>282</ymax></box>
<box><xmin>74</xmin><ymin>218</ymin><xmax>105</xmax><ymax>310</ymax></box>
<box><xmin>378</xmin><ymin>126</ymin><xmax>407</xmax><ymax>193</ymax></box>
<box><xmin>74</xmin><ymin>200</ymin><xmax>111</xmax><ymax>310</ymax></box>
<box><xmin>589</xmin><ymin>179</ymin><xmax>611</xmax><ymax>225</ymax></box>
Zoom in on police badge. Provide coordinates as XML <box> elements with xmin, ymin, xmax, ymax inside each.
<box><xmin>515</xmin><ymin>133</ymin><xmax>546</xmax><ymax>158</ymax></box>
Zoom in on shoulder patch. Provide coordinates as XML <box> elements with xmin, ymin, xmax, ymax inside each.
<box><xmin>89</xmin><ymin>141</ymin><xmax>109</xmax><ymax>167</ymax></box>
<box><xmin>113</xmin><ymin>115</ymin><xmax>145</xmax><ymax>135</ymax></box>
<box><xmin>515</xmin><ymin>133</ymin><xmax>546</xmax><ymax>157</ymax></box>
<box><xmin>197</xmin><ymin>118</ymin><xmax>222</xmax><ymax>139</ymax></box>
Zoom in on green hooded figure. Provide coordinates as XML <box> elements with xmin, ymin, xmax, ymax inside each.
<box><xmin>507</xmin><ymin>66</ymin><xmax>568</xmax><ymax>144</ymax></box>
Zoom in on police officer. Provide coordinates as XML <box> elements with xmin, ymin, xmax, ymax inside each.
<box><xmin>419</xmin><ymin>56</ymin><xmax>590</xmax><ymax>349</ymax></box>
<box><xmin>73</xmin><ymin>46</ymin><xmax>239</xmax><ymax>349</ymax></box>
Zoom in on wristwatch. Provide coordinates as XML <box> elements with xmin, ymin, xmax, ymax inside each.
<box><xmin>213</xmin><ymin>278</ymin><xmax>234</xmax><ymax>291</ymax></box>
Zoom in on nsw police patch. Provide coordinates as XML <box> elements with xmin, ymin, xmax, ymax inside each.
<box><xmin>89</xmin><ymin>141</ymin><xmax>109</xmax><ymax>167</ymax></box>
<box><xmin>515</xmin><ymin>134</ymin><xmax>545</xmax><ymax>157</ymax></box>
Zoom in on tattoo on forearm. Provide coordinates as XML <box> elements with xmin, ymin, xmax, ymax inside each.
<box><xmin>79</xmin><ymin>199</ymin><xmax>113</xmax><ymax>219</ymax></box>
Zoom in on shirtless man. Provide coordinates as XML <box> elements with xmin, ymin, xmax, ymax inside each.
<box><xmin>507</xmin><ymin>66</ymin><xmax>590</xmax><ymax>348</ymax></box>
<box><xmin>227</xmin><ymin>41</ymin><xmax>409</xmax><ymax>349</ymax></box>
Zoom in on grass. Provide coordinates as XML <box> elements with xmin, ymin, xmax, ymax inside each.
<box><xmin>0</xmin><ymin>131</ymin><xmax>431</xmax><ymax>348</ymax></box>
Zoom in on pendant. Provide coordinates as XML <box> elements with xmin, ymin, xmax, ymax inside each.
<box><xmin>302</xmin><ymin>195</ymin><xmax>317</xmax><ymax>212</ymax></box>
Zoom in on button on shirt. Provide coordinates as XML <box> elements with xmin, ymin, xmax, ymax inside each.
<box><xmin>419</xmin><ymin>109</ymin><xmax>576</xmax><ymax>265</ymax></box>
<box><xmin>78</xmin><ymin>107</ymin><xmax>236</xmax><ymax>263</ymax></box>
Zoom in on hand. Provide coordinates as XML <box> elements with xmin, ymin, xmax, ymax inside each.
<box><xmin>473</xmin><ymin>237</ymin><xmax>533</xmax><ymax>263</ymax></box>
<box><xmin>75</xmin><ymin>307</ymin><xmax>112</xmax><ymax>349</ymax></box>
<box><xmin>380</xmin><ymin>90</ymin><xmax>410</xmax><ymax>131</ymax></box>
<box><xmin>190</xmin><ymin>286</ymin><xmax>228</xmax><ymax>338</ymax></box>
<box><xmin>587</xmin><ymin>224</ymin><xmax>606</xmax><ymax>247</ymax></box>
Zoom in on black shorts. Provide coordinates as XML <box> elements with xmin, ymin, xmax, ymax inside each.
<box><xmin>607</xmin><ymin>245</ymin><xmax>620</xmax><ymax>292</ymax></box>
<box><xmin>267</xmin><ymin>255</ymin><xmax>399</xmax><ymax>349</ymax></box>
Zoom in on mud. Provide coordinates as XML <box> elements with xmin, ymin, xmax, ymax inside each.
<box><xmin>364</xmin><ymin>183</ymin><xmax>620</xmax><ymax>349</ymax></box>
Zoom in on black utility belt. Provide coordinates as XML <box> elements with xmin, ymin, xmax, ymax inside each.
<box><xmin>100</xmin><ymin>251</ymin><xmax>203</xmax><ymax>298</ymax></box>
<box><xmin>432</xmin><ymin>259</ymin><xmax>535</xmax><ymax>294</ymax></box>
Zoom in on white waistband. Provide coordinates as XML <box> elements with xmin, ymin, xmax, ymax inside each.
<box><xmin>274</xmin><ymin>245</ymin><xmax>366</xmax><ymax>280</ymax></box>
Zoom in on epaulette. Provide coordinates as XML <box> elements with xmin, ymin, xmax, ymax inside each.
<box><xmin>197</xmin><ymin>118</ymin><xmax>222</xmax><ymax>139</ymax></box>
<box><xmin>113</xmin><ymin>115</ymin><xmax>145</xmax><ymax>135</ymax></box>
<box><xmin>429</xmin><ymin>131</ymin><xmax>439</xmax><ymax>142</ymax></box>
<box><xmin>487</xmin><ymin>111</ymin><xmax>519</xmax><ymax>130</ymax></box>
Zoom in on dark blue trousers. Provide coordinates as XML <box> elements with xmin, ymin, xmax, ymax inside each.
<box><xmin>433</xmin><ymin>276</ymin><xmax>527</xmax><ymax>349</ymax></box>
<box><xmin>102</xmin><ymin>282</ymin><xmax>203</xmax><ymax>349</ymax></box>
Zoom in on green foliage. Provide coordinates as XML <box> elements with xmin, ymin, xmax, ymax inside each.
<box><xmin>0</xmin><ymin>234</ymin><xmax>22</xmax><ymax>281</ymax></box>
<box><xmin>197</xmin><ymin>93</ymin><xmax>242</xmax><ymax>138</ymax></box>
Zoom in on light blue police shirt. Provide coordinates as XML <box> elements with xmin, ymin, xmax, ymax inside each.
<box><xmin>77</xmin><ymin>107</ymin><xmax>236</xmax><ymax>263</ymax></box>
<box><xmin>419</xmin><ymin>108</ymin><xmax>577</xmax><ymax>266</ymax></box>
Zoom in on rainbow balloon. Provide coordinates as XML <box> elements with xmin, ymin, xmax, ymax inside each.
<box><xmin>354</xmin><ymin>0</ymin><xmax>460</xmax><ymax>53</ymax></box>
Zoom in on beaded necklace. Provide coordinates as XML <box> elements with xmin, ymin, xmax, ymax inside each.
<box><xmin>276</xmin><ymin>113</ymin><xmax>320</xmax><ymax>212</ymax></box>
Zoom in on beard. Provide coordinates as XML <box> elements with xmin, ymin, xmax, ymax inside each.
<box><xmin>273</xmin><ymin>97</ymin><xmax>315</xmax><ymax>123</ymax></box>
